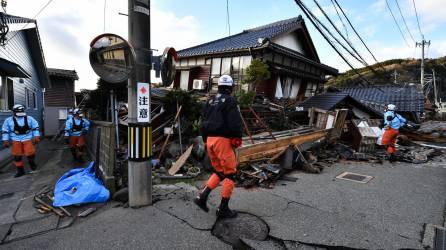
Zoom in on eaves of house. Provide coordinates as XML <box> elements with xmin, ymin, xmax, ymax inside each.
<box><xmin>177</xmin><ymin>16</ymin><xmax>338</xmax><ymax>76</ymax></box>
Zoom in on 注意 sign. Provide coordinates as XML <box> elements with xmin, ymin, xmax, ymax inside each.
<box><xmin>137</xmin><ymin>82</ymin><xmax>150</xmax><ymax>123</ymax></box>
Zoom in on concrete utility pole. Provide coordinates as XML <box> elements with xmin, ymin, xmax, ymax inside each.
<box><xmin>128</xmin><ymin>0</ymin><xmax>152</xmax><ymax>207</ymax></box>
<box><xmin>391</xmin><ymin>69</ymin><xmax>399</xmax><ymax>84</ymax></box>
<box><xmin>416</xmin><ymin>37</ymin><xmax>431</xmax><ymax>88</ymax></box>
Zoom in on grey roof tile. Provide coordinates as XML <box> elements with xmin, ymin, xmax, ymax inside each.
<box><xmin>177</xmin><ymin>16</ymin><xmax>303</xmax><ymax>57</ymax></box>
<box><xmin>341</xmin><ymin>85</ymin><xmax>424</xmax><ymax>113</ymax></box>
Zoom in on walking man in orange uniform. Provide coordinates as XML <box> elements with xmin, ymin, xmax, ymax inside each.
<box><xmin>194</xmin><ymin>75</ymin><xmax>243</xmax><ymax>219</ymax></box>
<box><xmin>2</xmin><ymin>104</ymin><xmax>40</xmax><ymax>177</ymax></box>
<box><xmin>64</xmin><ymin>109</ymin><xmax>90</xmax><ymax>161</ymax></box>
<box><xmin>382</xmin><ymin>104</ymin><xmax>406</xmax><ymax>162</ymax></box>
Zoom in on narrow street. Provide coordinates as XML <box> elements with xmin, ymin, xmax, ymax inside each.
<box><xmin>0</xmin><ymin>140</ymin><xmax>444</xmax><ymax>249</ymax></box>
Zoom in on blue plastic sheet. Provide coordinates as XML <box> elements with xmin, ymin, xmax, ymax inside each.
<box><xmin>53</xmin><ymin>162</ymin><xmax>110</xmax><ymax>207</ymax></box>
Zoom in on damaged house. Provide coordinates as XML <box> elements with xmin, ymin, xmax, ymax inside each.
<box><xmin>174</xmin><ymin>15</ymin><xmax>338</xmax><ymax>100</ymax></box>
<box><xmin>338</xmin><ymin>85</ymin><xmax>424</xmax><ymax>122</ymax></box>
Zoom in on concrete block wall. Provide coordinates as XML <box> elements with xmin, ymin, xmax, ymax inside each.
<box><xmin>85</xmin><ymin>121</ymin><xmax>117</xmax><ymax>194</ymax></box>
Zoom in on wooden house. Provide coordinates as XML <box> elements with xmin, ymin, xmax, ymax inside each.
<box><xmin>0</xmin><ymin>13</ymin><xmax>49</xmax><ymax>163</ymax></box>
<box><xmin>44</xmin><ymin>68</ymin><xmax>78</xmax><ymax>136</ymax></box>
<box><xmin>174</xmin><ymin>16</ymin><xmax>338</xmax><ymax>101</ymax></box>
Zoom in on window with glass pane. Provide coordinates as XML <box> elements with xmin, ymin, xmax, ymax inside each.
<box><xmin>32</xmin><ymin>91</ymin><xmax>37</xmax><ymax>109</ymax></box>
<box><xmin>231</xmin><ymin>57</ymin><xmax>240</xmax><ymax>85</ymax></box>
<box><xmin>211</xmin><ymin>58</ymin><xmax>221</xmax><ymax>76</ymax></box>
<box><xmin>180</xmin><ymin>59</ymin><xmax>188</xmax><ymax>66</ymax></box>
<box><xmin>273</xmin><ymin>54</ymin><xmax>283</xmax><ymax>64</ymax></box>
<box><xmin>221</xmin><ymin>57</ymin><xmax>231</xmax><ymax>75</ymax></box>
<box><xmin>7</xmin><ymin>79</ymin><xmax>13</xmax><ymax>110</ymax></box>
<box><xmin>240</xmin><ymin>56</ymin><xmax>252</xmax><ymax>70</ymax></box>
<box><xmin>305</xmin><ymin>82</ymin><xmax>315</xmax><ymax>97</ymax></box>
<box><xmin>197</xmin><ymin>57</ymin><xmax>205</xmax><ymax>65</ymax></box>
<box><xmin>188</xmin><ymin>58</ymin><xmax>196</xmax><ymax>66</ymax></box>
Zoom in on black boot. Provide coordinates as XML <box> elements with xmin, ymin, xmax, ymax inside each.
<box><xmin>389</xmin><ymin>153</ymin><xmax>396</xmax><ymax>163</ymax></box>
<box><xmin>216</xmin><ymin>197</ymin><xmax>237</xmax><ymax>219</ymax></box>
<box><xmin>28</xmin><ymin>156</ymin><xmax>37</xmax><ymax>171</ymax></box>
<box><xmin>29</xmin><ymin>161</ymin><xmax>37</xmax><ymax>171</ymax></box>
<box><xmin>193</xmin><ymin>186</ymin><xmax>211</xmax><ymax>212</ymax></box>
<box><xmin>14</xmin><ymin>167</ymin><xmax>25</xmax><ymax>178</ymax></box>
<box><xmin>70</xmin><ymin>148</ymin><xmax>77</xmax><ymax>160</ymax></box>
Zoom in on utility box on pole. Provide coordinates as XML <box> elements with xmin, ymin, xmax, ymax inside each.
<box><xmin>128</xmin><ymin>0</ymin><xmax>152</xmax><ymax>207</ymax></box>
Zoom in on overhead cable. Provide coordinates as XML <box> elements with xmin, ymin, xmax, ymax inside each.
<box><xmin>332</xmin><ymin>0</ymin><xmax>382</xmax><ymax>66</ymax></box>
<box><xmin>293</xmin><ymin>0</ymin><xmax>371</xmax><ymax>87</ymax></box>
<box><xmin>394</xmin><ymin>0</ymin><xmax>416</xmax><ymax>44</ymax></box>
<box><xmin>385</xmin><ymin>0</ymin><xmax>411</xmax><ymax>47</ymax></box>
<box><xmin>411</xmin><ymin>0</ymin><xmax>424</xmax><ymax>38</ymax></box>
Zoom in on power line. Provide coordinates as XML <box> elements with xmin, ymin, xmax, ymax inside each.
<box><xmin>103</xmin><ymin>0</ymin><xmax>107</xmax><ymax>33</ymax></box>
<box><xmin>7</xmin><ymin>0</ymin><xmax>55</xmax><ymax>42</ymax></box>
<box><xmin>293</xmin><ymin>0</ymin><xmax>372</xmax><ymax>87</ymax></box>
<box><xmin>411</xmin><ymin>0</ymin><xmax>424</xmax><ymax>38</ymax></box>
<box><xmin>312</xmin><ymin>0</ymin><xmax>380</xmax><ymax>73</ymax></box>
<box><xmin>332</xmin><ymin>0</ymin><xmax>382</xmax><ymax>67</ymax></box>
<box><xmin>299</xmin><ymin>1</ymin><xmax>365</xmax><ymax>66</ymax></box>
<box><xmin>329</xmin><ymin>0</ymin><xmax>349</xmax><ymax>40</ymax></box>
<box><xmin>385</xmin><ymin>0</ymin><xmax>410</xmax><ymax>47</ymax></box>
<box><xmin>226</xmin><ymin>0</ymin><xmax>230</xmax><ymax>36</ymax></box>
<box><xmin>394</xmin><ymin>0</ymin><xmax>415</xmax><ymax>44</ymax></box>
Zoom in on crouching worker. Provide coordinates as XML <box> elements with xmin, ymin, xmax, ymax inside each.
<box><xmin>64</xmin><ymin>109</ymin><xmax>90</xmax><ymax>161</ymax></box>
<box><xmin>2</xmin><ymin>104</ymin><xmax>40</xmax><ymax>177</ymax></box>
<box><xmin>194</xmin><ymin>75</ymin><xmax>243</xmax><ymax>219</ymax></box>
<box><xmin>382</xmin><ymin>104</ymin><xmax>406</xmax><ymax>162</ymax></box>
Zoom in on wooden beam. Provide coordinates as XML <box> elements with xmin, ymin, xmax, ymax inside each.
<box><xmin>236</xmin><ymin>129</ymin><xmax>328</xmax><ymax>163</ymax></box>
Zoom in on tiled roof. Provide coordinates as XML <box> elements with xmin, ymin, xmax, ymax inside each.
<box><xmin>297</xmin><ymin>92</ymin><xmax>382</xmax><ymax>117</ymax></box>
<box><xmin>47</xmin><ymin>68</ymin><xmax>79</xmax><ymax>80</ymax></box>
<box><xmin>340</xmin><ymin>85</ymin><xmax>424</xmax><ymax>113</ymax></box>
<box><xmin>298</xmin><ymin>92</ymin><xmax>350</xmax><ymax>111</ymax></box>
<box><xmin>177</xmin><ymin>16</ymin><xmax>303</xmax><ymax>57</ymax></box>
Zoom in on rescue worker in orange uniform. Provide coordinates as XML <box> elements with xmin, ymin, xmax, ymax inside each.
<box><xmin>64</xmin><ymin>109</ymin><xmax>90</xmax><ymax>161</ymax></box>
<box><xmin>381</xmin><ymin>104</ymin><xmax>406</xmax><ymax>162</ymax></box>
<box><xmin>194</xmin><ymin>75</ymin><xmax>243</xmax><ymax>219</ymax></box>
<box><xmin>2</xmin><ymin>104</ymin><xmax>40</xmax><ymax>177</ymax></box>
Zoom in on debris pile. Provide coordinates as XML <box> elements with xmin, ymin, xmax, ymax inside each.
<box><xmin>404</xmin><ymin>121</ymin><xmax>446</xmax><ymax>142</ymax></box>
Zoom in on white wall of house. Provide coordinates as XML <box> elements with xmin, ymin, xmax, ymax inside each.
<box><xmin>273</xmin><ymin>32</ymin><xmax>304</xmax><ymax>54</ymax></box>
<box><xmin>180</xmin><ymin>70</ymin><xmax>190</xmax><ymax>90</ymax></box>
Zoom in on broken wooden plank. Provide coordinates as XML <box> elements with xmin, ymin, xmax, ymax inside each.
<box><xmin>168</xmin><ymin>145</ymin><xmax>193</xmax><ymax>176</ymax></box>
<box><xmin>237</xmin><ymin>130</ymin><xmax>328</xmax><ymax>163</ymax></box>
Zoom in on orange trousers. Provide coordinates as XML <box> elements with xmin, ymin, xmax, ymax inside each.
<box><xmin>11</xmin><ymin>140</ymin><xmax>35</xmax><ymax>168</ymax></box>
<box><xmin>382</xmin><ymin>128</ymin><xmax>399</xmax><ymax>154</ymax></box>
<box><xmin>205</xmin><ymin>137</ymin><xmax>237</xmax><ymax>199</ymax></box>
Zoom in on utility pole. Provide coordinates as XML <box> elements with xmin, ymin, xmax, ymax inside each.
<box><xmin>416</xmin><ymin>37</ymin><xmax>431</xmax><ymax>88</ymax></box>
<box><xmin>433</xmin><ymin>69</ymin><xmax>438</xmax><ymax>105</ymax></box>
<box><xmin>391</xmin><ymin>69</ymin><xmax>399</xmax><ymax>84</ymax></box>
<box><xmin>128</xmin><ymin>0</ymin><xmax>152</xmax><ymax>207</ymax></box>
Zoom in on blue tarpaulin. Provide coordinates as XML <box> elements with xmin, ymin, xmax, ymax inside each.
<box><xmin>53</xmin><ymin>162</ymin><xmax>109</xmax><ymax>207</ymax></box>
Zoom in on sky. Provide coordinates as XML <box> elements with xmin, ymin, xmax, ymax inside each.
<box><xmin>4</xmin><ymin>0</ymin><xmax>446</xmax><ymax>91</ymax></box>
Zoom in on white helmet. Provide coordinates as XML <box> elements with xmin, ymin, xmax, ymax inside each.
<box><xmin>217</xmin><ymin>75</ymin><xmax>234</xmax><ymax>87</ymax></box>
<box><xmin>12</xmin><ymin>104</ymin><xmax>26</xmax><ymax>117</ymax></box>
<box><xmin>387</xmin><ymin>104</ymin><xmax>396</xmax><ymax>111</ymax></box>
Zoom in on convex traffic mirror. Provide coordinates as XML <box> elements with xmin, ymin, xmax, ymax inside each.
<box><xmin>160</xmin><ymin>47</ymin><xmax>178</xmax><ymax>87</ymax></box>
<box><xmin>89</xmin><ymin>33</ymin><xmax>135</xmax><ymax>83</ymax></box>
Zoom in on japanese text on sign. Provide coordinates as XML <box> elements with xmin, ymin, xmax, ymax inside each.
<box><xmin>137</xmin><ymin>82</ymin><xmax>151</xmax><ymax>123</ymax></box>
